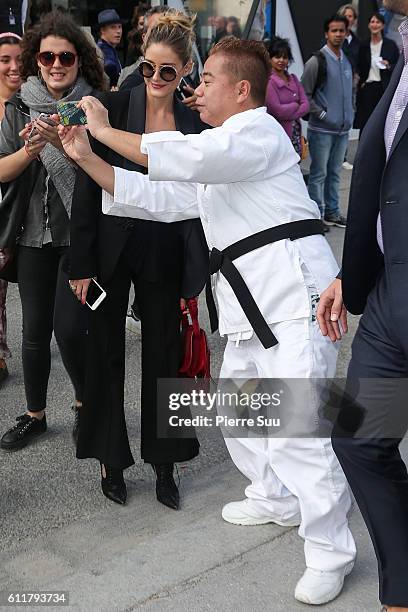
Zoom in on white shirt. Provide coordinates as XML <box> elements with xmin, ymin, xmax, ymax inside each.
<box><xmin>367</xmin><ymin>40</ymin><xmax>383</xmax><ymax>83</ymax></box>
<box><xmin>103</xmin><ymin>107</ymin><xmax>339</xmax><ymax>336</ymax></box>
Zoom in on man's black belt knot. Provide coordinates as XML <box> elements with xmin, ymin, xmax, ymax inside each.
<box><xmin>205</xmin><ymin>219</ymin><xmax>325</xmax><ymax>350</ymax></box>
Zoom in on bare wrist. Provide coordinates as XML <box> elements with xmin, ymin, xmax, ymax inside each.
<box><xmin>92</xmin><ymin>124</ymin><xmax>111</xmax><ymax>143</ymax></box>
<box><xmin>76</xmin><ymin>151</ymin><xmax>98</xmax><ymax>167</ymax></box>
<box><xmin>23</xmin><ymin>143</ymin><xmax>38</xmax><ymax>161</ymax></box>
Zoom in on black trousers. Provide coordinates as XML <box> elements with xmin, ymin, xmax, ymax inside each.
<box><xmin>17</xmin><ymin>245</ymin><xmax>88</xmax><ymax>411</ymax></box>
<box><xmin>77</xmin><ymin>228</ymin><xmax>200</xmax><ymax>469</ymax></box>
<box><xmin>354</xmin><ymin>81</ymin><xmax>384</xmax><ymax>132</ymax></box>
<box><xmin>332</xmin><ymin>271</ymin><xmax>408</xmax><ymax>607</ymax></box>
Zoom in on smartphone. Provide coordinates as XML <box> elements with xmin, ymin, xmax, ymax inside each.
<box><xmin>27</xmin><ymin>113</ymin><xmax>57</xmax><ymax>139</ymax></box>
<box><xmin>85</xmin><ymin>278</ymin><xmax>107</xmax><ymax>311</ymax></box>
<box><xmin>177</xmin><ymin>77</ymin><xmax>189</xmax><ymax>101</ymax></box>
<box><xmin>38</xmin><ymin>113</ymin><xmax>58</xmax><ymax>126</ymax></box>
<box><xmin>57</xmin><ymin>101</ymin><xmax>88</xmax><ymax>126</ymax></box>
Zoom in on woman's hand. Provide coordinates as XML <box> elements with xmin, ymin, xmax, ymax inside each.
<box><xmin>69</xmin><ymin>278</ymin><xmax>91</xmax><ymax>305</ymax></box>
<box><xmin>34</xmin><ymin>117</ymin><xmax>63</xmax><ymax>151</ymax></box>
<box><xmin>19</xmin><ymin>125</ymin><xmax>47</xmax><ymax>159</ymax></box>
<box><xmin>77</xmin><ymin>96</ymin><xmax>111</xmax><ymax>140</ymax></box>
<box><xmin>58</xmin><ymin>125</ymin><xmax>93</xmax><ymax>163</ymax></box>
<box><xmin>181</xmin><ymin>85</ymin><xmax>199</xmax><ymax>111</ymax></box>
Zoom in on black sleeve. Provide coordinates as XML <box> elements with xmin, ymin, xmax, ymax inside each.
<box><xmin>68</xmin><ymin>150</ymin><xmax>104</xmax><ymax>280</ymax></box>
<box><xmin>119</xmin><ymin>69</ymin><xmax>144</xmax><ymax>92</ymax></box>
<box><xmin>68</xmin><ymin>92</ymin><xmax>111</xmax><ymax>279</ymax></box>
<box><xmin>388</xmin><ymin>39</ymin><xmax>400</xmax><ymax>71</ymax></box>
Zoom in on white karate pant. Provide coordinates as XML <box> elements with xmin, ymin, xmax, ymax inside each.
<box><xmin>219</xmin><ymin>316</ymin><xmax>356</xmax><ymax>572</ymax></box>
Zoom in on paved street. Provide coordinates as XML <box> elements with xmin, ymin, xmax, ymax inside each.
<box><xmin>0</xmin><ymin>151</ymin><xmax>400</xmax><ymax>612</ymax></box>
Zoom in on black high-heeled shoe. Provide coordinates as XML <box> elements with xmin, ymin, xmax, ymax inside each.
<box><xmin>100</xmin><ymin>463</ymin><xmax>127</xmax><ymax>505</ymax></box>
<box><xmin>152</xmin><ymin>463</ymin><xmax>180</xmax><ymax>510</ymax></box>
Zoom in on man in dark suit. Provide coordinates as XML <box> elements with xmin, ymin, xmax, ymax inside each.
<box><xmin>317</xmin><ymin>2</ymin><xmax>408</xmax><ymax>609</ymax></box>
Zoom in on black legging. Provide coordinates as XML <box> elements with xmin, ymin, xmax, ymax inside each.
<box><xmin>17</xmin><ymin>245</ymin><xmax>88</xmax><ymax>411</ymax></box>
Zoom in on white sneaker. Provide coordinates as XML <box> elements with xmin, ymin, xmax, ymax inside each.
<box><xmin>342</xmin><ymin>161</ymin><xmax>353</xmax><ymax>170</ymax></box>
<box><xmin>221</xmin><ymin>499</ymin><xmax>301</xmax><ymax>527</ymax></box>
<box><xmin>294</xmin><ymin>562</ymin><xmax>354</xmax><ymax>605</ymax></box>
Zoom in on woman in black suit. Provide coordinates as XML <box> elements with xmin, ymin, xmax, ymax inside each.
<box><xmin>354</xmin><ymin>11</ymin><xmax>400</xmax><ymax>132</ymax></box>
<box><xmin>68</xmin><ymin>12</ymin><xmax>209</xmax><ymax>509</ymax></box>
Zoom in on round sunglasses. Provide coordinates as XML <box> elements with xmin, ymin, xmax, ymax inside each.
<box><xmin>37</xmin><ymin>51</ymin><xmax>77</xmax><ymax>68</ymax></box>
<box><xmin>138</xmin><ymin>60</ymin><xmax>181</xmax><ymax>82</ymax></box>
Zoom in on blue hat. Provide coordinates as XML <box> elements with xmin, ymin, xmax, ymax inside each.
<box><xmin>98</xmin><ymin>9</ymin><xmax>125</xmax><ymax>27</ymax></box>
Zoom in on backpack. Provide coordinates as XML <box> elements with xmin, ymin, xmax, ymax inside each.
<box><xmin>303</xmin><ymin>51</ymin><xmax>327</xmax><ymax>121</ymax></box>
<box><xmin>312</xmin><ymin>50</ymin><xmax>327</xmax><ymax>96</ymax></box>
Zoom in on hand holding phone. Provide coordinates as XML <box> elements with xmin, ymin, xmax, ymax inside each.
<box><xmin>85</xmin><ymin>278</ymin><xmax>107</xmax><ymax>310</ymax></box>
<box><xmin>69</xmin><ymin>277</ymin><xmax>106</xmax><ymax>309</ymax></box>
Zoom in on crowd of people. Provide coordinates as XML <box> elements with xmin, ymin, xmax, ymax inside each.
<box><xmin>1</xmin><ymin>2</ymin><xmax>408</xmax><ymax>611</ymax></box>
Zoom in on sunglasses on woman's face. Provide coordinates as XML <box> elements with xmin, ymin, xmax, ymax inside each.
<box><xmin>37</xmin><ymin>51</ymin><xmax>77</xmax><ymax>68</ymax></box>
<box><xmin>138</xmin><ymin>60</ymin><xmax>179</xmax><ymax>82</ymax></box>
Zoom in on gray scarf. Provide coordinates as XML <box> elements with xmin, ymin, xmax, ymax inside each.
<box><xmin>20</xmin><ymin>76</ymin><xmax>93</xmax><ymax>218</ymax></box>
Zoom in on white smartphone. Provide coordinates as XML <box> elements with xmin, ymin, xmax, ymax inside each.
<box><xmin>28</xmin><ymin>113</ymin><xmax>58</xmax><ymax>139</ymax></box>
<box><xmin>85</xmin><ymin>278</ymin><xmax>107</xmax><ymax>310</ymax></box>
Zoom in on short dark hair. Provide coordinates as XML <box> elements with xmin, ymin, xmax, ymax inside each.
<box><xmin>267</xmin><ymin>36</ymin><xmax>293</xmax><ymax>62</ymax></box>
<box><xmin>324</xmin><ymin>14</ymin><xmax>348</xmax><ymax>33</ymax></box>
<box><xmin>370</xmin><ymin>11</ymin><xmax>385</xmax><ymax>25</ymax></box>
<box><xmin>0</xmin><ymin>35</ymin><xmax>21</xmax><ymax>47</ymax></box>
<box><xmin>210</xmin><ymin>37</ymin><xmax>271</xmax><ymax>105</ymax></box>
<box><xmin>21</xmin><ymin>11</ymin><xmax>106</xmax><ymax>90</ymax></box>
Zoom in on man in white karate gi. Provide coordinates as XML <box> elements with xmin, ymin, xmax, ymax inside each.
<box><xmin>60</xmin><ymin>38</ymin><xmax>356</xmax><ymax>605</ymax></box>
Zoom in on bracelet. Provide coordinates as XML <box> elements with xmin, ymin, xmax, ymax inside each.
<box><xmin>24</xmin><ymin>143</ymin><xmax>38</xmax><ymax>161</ymax></box>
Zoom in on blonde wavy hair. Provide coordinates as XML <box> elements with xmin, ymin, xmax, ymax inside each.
<box><xmin>143</xmin><ymin>10</ymin><xmax>196</xmax><ymax>65</ymax></box>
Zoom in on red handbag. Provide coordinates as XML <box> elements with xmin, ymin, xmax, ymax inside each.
<box><xmin>179</xmin><ymin>298</ymin><xmax>210</xmax><ymax>379</ymax></box>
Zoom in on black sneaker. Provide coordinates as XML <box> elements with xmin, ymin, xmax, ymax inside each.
<box><xmin>324</xmin><ymin>214</ymin><xmax>347</xmax><ymax>228</ymax></box>
<box><xmin>1</xmin><ymin>413</ymin><xmax>47</xmax><ymax>451</ymax></box>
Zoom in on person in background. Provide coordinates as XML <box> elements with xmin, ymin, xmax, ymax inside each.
<box><xmin>226</xmin><ymin>16</ymin><xmax>242</xmax><ymax>38</ymax></box>
<box><xmin>118</xmin><ymin>6</ymin><xmax>168</xmax><ymax>91</ymax></box>
<box><xmin>339</xmin><ymin>3</ymin><xmax>361</xmax><ymax>170</ymax></box>
<box><xmin>209</xmin><ymin>15</ymin><xmax>228</xmax><ymax>49</ymax></box>
<box><xmin>97</xmin><ymin>8</ymin><xmax>124</xmax><ymax>89</ymax></box>
<box><xmin>339</xmin><ymin>4</ymin><xmax>360</xmax><ymax>72</ymax></box>
<box><xmin>0</xmin><ymin>1</ymin><xmax>29</xmax><ymax>36</ymax></box>
<box><xmin>0</xmin><ymin>32</ymin><xmax>22</xmax><ymax>386</ymax></box>
<box><xmin>301</xmin><ymin>14</ymin><xmax>353</xmax><ymax>230</ymax></box>
<box><xmin>354</xmin><ymin>11</ymin><xmax>399</xmax><ymax>134</ymax></box>
<box><xmin>265</xmin><ymin>36</ymin><xmax>309</xmax><ymax>157</ymax></box>
<box><xmin>0</xmin><ymin>11</ymin><xmax>106</xmax><ymax>451</ymax></box>
<box><xmin>125</xmin><ymin>4</ymin><xmax>147</xmax><ymax>67</ymax></box>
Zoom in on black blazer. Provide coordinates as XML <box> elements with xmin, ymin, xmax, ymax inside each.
<box><xmin>357</xmin><ymin>36</ymin><xmax>400</xmax><ymax>90</ymax></box>
<box><xmin>69</xmin><ymin>85</ymin><xmax>209</xmax><ymax>298</ymax></box>
<box><xmin>343</xmin><ymin>31</ymin><xmax>360</xmax><ymax>73</ymax></box>
<box><xmin>342</xmin><ymin>54</ymin><xmax>408</xmax><ymax>343</ymax></box>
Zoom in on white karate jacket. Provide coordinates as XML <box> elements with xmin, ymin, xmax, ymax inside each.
<box><xmin>102</xmin><ymin>107</ymin><xmax>339</xmax><ymax>336</ymax></box>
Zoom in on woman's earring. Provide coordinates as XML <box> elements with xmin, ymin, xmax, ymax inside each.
<box><xmin>37</xmin><ymin>69</ymin><xmax>46</xmax><ymax>85</ymax></box>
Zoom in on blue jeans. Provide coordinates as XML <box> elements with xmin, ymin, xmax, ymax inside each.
<box><xmin>307</xmin><ymin>130</ymin><xmax>349</xmax><ymax>219</ymax></box>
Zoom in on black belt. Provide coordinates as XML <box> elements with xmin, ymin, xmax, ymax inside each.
<box><xmin>205</xmin><ymin>219</ymin><xmax>325</xmax><ymax>349</ymax></box>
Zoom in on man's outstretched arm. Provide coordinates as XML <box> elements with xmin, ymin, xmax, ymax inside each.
<box><xmin>59</xmin><ymin>125</ymin><xmax>199</xmax><ymax>223</ymax></box>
